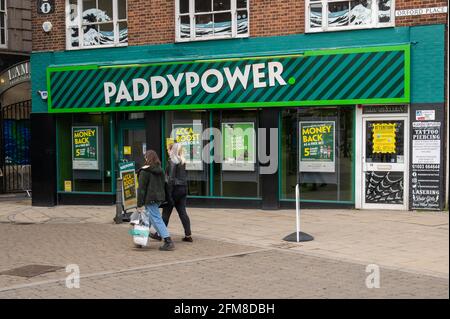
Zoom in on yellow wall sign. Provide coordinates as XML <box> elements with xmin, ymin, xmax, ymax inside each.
<box><xmin>124</xmin><ymin>146</ymin><xmax>132</xmax><ymax>155</ymax></box>
<box><xmin>64</xmin><ymin>180</ymin><xmax>72</xmax><ymax>192</ymax></box>
<box><xmin>373</xmin><ymin>123</ymin><xmax>396</xmax><ymax>153</ymax></box>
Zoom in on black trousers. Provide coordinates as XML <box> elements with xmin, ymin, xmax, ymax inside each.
<box><xmin>162</xmin><ymin>185</ymin><xmax>191</xmax><ymax>236</ymax></box>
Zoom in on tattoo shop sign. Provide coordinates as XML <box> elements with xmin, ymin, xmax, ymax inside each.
<box><xmin>410</xmin><ymin>121</ymin><xmax>442</xmax><ymax>210</ymax></box>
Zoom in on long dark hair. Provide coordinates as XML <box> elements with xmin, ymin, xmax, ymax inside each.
<box><xmin>144</xmin><ymin>150</ymin><xmax>161</xmax><ymax>167</ymax></box>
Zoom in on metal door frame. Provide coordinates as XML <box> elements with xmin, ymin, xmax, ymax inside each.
<box><xmin>356</xmin><ymin>108</ymin><xmax>409</xmax><ymax>210</ymax></box>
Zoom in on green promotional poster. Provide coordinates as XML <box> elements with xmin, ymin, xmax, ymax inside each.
<box><xmin>171</xmin><ymin>123</ymin><xmax>203</xmax><ymax>170</ymax></box>
<box><xmin>119</xmin><ymin>161</ymin><xmax>137</xmax><ymax>211</ymax></box>
<box><xmin>72</xmin><ymin>126</ymin><xmax>99</xmax><ymax>170</ymax></box>
<box><xmin>299</xmin><ymin>121</ymin><xmax>335</xmax><ymax>173</ymax></box>
<box><xmin>222</xmin><ymin>122</ymin><xmax>255</xmax><ymax>171</ymax></box>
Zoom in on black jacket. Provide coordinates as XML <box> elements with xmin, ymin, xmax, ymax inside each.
<box><xmin>166</xmin><ymin>161</ymin><xmax>187</xmax><ymax>186</ymax></box>
<box><xmin>137</xmin><ymin>164</ymin><xmax>166</xmax><ymax>207</ymax></box>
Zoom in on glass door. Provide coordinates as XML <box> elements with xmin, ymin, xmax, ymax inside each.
<box><xmin>118</xmin><ymin>120</ymin><xmax>146</xmax><ymax>169</ymax></box>
<box><xmin>362</xmin><ymin>117</ymin><xmax>408</xmax><ymax>210</ymax></box>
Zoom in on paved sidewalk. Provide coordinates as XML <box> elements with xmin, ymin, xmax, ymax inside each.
<box><xmin>0</xmin><ymin>220</ymin><xmax>447</xmax><ymax>298</ymax></box>
<box><xmin>1</xmin><ymin>198</ymin><xmax>448</xmax><ymax>279</ymax></box>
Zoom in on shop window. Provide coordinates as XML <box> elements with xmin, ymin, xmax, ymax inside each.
<box><xmin>306</xmin><ymin>0</ymin><xmax>394</xmax><ymax>33</ymax></box>
<box><xmin>163</xmin><ymin>109</ymin><xmax>260</xmax><ymax>199</ymax></box>
<box><xmin>164</xmin><ymin>110</ymin><xmax>210</xmax><ymax>197</ymax></box>
<box><xmin>176</xmin><ymin>0</ymin><xmax>249</xmax><ymax>42</ymax></box>
<box><xmin>66</xmin><ymin>0</ymin><xmax>128</xmax><ymax>50</ymax></box>
<box><xmin>0</xmin><ymin>0</ymin><xmax>6</xmax><ymax>47</ymax></box>
<box><xmin>213</xmin><ymin>110</ymin><xmax>260</xmax><ymax>198</ymax></box>
<box><xmin>281</xmin><ymin>107</ymin><xmax>354</xmax><ymax>202</ymax></box>
<box><xmin>57</xmin><ymin>113</ymin><xmax>113</xmax><ymax>193</ymax></box>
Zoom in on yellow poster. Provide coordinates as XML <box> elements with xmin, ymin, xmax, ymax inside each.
<box><xmin>373</xmin><ymin>123</ymin><xmax>396</xmax><ymax>153</ymax></box>
<box><xmin>64</xmin><ymin>180</ymin><xmax>72</xmax><ymax>192</ymax></box>
<box><xmin>124</xmin><ymin>146</ymin><xmax>132</xmax><ymax>155</ymax></box>
<box><xmin>121</xmin><ymin>170</ymin><xmax>137</xmax><ymax>210</ymax></box>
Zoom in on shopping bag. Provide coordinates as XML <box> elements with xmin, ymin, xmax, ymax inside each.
<box><xmin>128</xmin><ymin>211</ymin><xmax>149</xmax><ymax>247</ymax></box>
<box><xmin>129</xmin><ymin>224</ymin><xmax>150</xmax><ymax>247</ymax></box>
<box><xmin>129</xmin><ymin>211</ymin><xmax>141</xmax><ymax>225</ymax></box>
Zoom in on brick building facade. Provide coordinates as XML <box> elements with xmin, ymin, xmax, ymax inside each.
<box><xmin>31</xmin><ymin>0</ymin><xmax>448</xmax><ymax>51</ymax></box>
<box><xmin>30</xmin><ymin>1</ymin><xmax>448</xmax><ymax>211</ymax></box>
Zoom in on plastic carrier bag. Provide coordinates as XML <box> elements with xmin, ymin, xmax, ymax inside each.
<box><xmin>129</xmin><ymin>211</ymin><xmax>141</xmax><ymax>225</ymax></box>
<box><xmin>128</xmin><ymin>212</ymin><xmax>149</xmax><ymax>247</ymax></box>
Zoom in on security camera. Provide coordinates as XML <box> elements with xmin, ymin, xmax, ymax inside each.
<box><xmin>38</xmin><ymin>90</ymin><xmax>48</xmax><ymax>100</ymax></box>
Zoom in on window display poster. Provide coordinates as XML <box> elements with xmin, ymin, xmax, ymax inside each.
<box><xmin>72</xmin><ymin>126</ymin><xmax>99</xmax><ymax>170</ymax></box>
<box><xmin>171</xmin><ymin>123</ymin><xmax>203</xmax><ymax>170</ymax></box>
<box><xmin>119</xmin><ymin>161</ymin><xmax>137</xmax><ymax>211</ymax></box>
<box><xmin>372</xmin><ymin>123</ymin><xmax>396</xmax><ymax>154</ymax></box>
<box><xmin>299</xmin><ymin>121</ymin><xmax>335</xmax><ymax>173</ymax></box>
<box><xmin>222</xmin><ymin>122</ymin><xmax>255</xmax><ymax>171</ymax></box>
<box><xmin>64</xmin><ymin>180</ymin><xmax>72</xmax><ymax>192</ymax></box>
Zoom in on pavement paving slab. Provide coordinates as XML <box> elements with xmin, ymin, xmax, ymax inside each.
<box><xmin>0</xmin><ymin>222</ymin><xmax>259</xmax><ymax>290</ymax></box>
<box><xmin>0</xmin><ymin>199</ymin><xmax>448</xmax><ymax>298</ymax></box>
<box><xmin>0</xmin><ymin>242</ymin><xmax>447</xmax><ymax>299</ymax></box>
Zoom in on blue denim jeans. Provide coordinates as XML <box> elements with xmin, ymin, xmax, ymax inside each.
<box><xmin>143</xmin><ymin>204</ymin><xmax>170</xmax><ymax>239</ymax></box>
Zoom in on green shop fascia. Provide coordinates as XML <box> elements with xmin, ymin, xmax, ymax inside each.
<box><xmin>31</xmin><ymin>24</ymin><xmax>446</xmax><ymax>210</ymax></box>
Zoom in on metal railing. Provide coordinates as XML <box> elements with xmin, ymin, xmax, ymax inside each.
<box><xmin>0</xmin><ymin>100</ymin><xmax>31</xmax><ymax>195</ymax></box>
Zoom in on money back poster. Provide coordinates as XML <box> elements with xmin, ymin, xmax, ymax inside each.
<box><xmin>299</xmin><ymin>121</ymin><xmax>335</xmax><ymax>173</ymax></box>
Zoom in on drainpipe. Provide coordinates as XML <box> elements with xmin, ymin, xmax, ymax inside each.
<box><xmin>446</xmin><ymin>27</ymin><xmax>449</xmax><ymax>211</ymax></box>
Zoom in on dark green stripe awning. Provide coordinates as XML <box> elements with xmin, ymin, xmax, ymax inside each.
<box><xmin>47</xmin><ymin>45</ymin><xmax>410</xmax><ymax>113</ymax></box>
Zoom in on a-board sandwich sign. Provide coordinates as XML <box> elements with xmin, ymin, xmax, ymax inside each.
<box><xmin>119</xmin><ymin>161</ymin><xmax>138</xmax><ymax>211</ymax></box>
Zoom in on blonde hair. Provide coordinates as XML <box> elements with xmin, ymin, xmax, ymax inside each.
<box><xmin>170</xmin><ymin>143</ymin><xmax>186</xmax><ymax>165</ymax></box>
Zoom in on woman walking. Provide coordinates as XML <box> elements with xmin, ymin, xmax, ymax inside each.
<box><xmin>162</xmin><ymin>143</ymin><xmax>193</xmax><ymax>242</ymax></box>
<box><xmin>137</xmin><ymin>150</ymin><xmax>175</xmax><ymax>251</ymax></box>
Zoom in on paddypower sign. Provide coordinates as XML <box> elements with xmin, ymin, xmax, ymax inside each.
<box><xmin>47</xmin><ymin>45</ymin><xmax>409</xmax><ymax>113</ymax></box>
